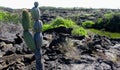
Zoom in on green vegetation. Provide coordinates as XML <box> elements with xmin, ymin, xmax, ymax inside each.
<box><xmin>0</xmin><ymin>11</ymin><xmax>19</xmax><ymax>23</ymax></box>
<box><xmin>82</xmin><ymin>20</ymin><xmax>95</xmax><ymax>28</ymax></box>
<box><xmin>72</xmin><ymin>26</ymin><xmax>87</xmax><ymax>36</ymax></box>
<box><xmin>104</xmin><ymin>13</ymin><xmax>114</xmax><ymax>19</ymax></box>
<box><xmin>83</xmin><ymin>12</ymin><xmax>120</xmax><ymax>38</ymax></box>
<box><xmin>94</xmin><ymin>13</ymin><xmax>120</xmax><ymax>32</ymax></box>
<box><xmin>87</xmin><ymin>29</ymin><xmax>120</xmax><ymax>38</ymax></box>
<box><xmin>43</xmin><ymin>17</ymin><xmax>87</xmax><ymax>36</ymax></box>
<box><xmin>43</xmin><ymin>24</ymin><xmax>52</xmax><ymax>32</ymax></box>
<box><xmin>51</xmin><ymin>17</ymin><xmax>76</xmax><ymax>28</ymax></box>
<box><xmin>43</xmin><ymin>17</ymin><xmax>76</xmax><ymax>32</ymax></box>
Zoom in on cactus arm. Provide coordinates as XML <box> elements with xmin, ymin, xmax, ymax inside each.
<box><xmin>34</xmin><ymin>20</ymin><xmax>44</xmax><ymax>70</ymax></box>
<box><xmin>22</xmin><ymin>10</ymin><xmax>30</xmax><ymax>30</ymax></box>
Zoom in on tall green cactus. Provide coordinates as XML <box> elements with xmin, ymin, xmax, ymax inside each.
<box><xmin>22</xmin><ymin>10</ymin><xmax>35</xmax><ymax>52</ymax></box>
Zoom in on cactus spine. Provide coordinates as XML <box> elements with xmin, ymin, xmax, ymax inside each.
<box><xmin>22</xmin><ymin>10</ymin><xmax>35</xmax><ymax>52</ymax></box>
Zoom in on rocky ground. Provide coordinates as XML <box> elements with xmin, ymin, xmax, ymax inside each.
<box><xmin>1</xmin><ymin>7</ymin><xmax>120</xmax><ymax>24</ymax></box>
<box><xmin>0</xmin><ymin>23</ymin><xmax>120</xmax><ymax>70</ymax></box>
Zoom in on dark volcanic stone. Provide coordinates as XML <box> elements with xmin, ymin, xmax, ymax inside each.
<box><xmin>14</xmin><ymin>33</ymin><xmax>23</xmax><ymax>45</ymax></box>
<box><xmin>43</xmin><ymin>26</ymin><xmax>72</xmax><ymax>34</ymax></box>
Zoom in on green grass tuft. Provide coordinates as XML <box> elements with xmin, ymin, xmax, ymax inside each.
<box><xmin>72</xmin><ymin>26</ymin><xmax>87</xmax><ymax>36</ymax></box>
<box><xmin>87</xmin><ymin>29</ymin><xmax>120</xmax><ymax>38</ymax></box>
<box><xmin>82</xmin><ymin>20</ymin><xmax>95</xmax><ymax>28</ymax></box>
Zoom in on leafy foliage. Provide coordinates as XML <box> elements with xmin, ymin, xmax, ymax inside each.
<box><xmin>0</xmin><ymin>11</ymin><xmax>19</xmax><ymax>23</ymax></box>
<box><xmin>94</xmin><ymin>13</ymin><xmax>120</xmax><ymax>32</ymax></box>
<box><xmin>43</xmin><ymin>24</ymin><xmax>52</xmax><ymax>32</ymax></box>
<box><xmin>104</xmin><ymin>13</ymin><xmax>114</xmax><ymax>19</ymax></box>
<box><xmin>51</xmin><ymin>17</ymin><xmax>76</xmax><ymax>28</ymax></box>
<box><xmin>72</xmin><ymin>26</ymin><xmax>87</xmax><ymax>36</ymax></box>
<box><xmin>82</xmin><ymin>20</ymin><xmax>95</xmax><ymax>28</ymax></box>
<box><xmin>43</xmin><ymin>17</ymin><xmax>87</xmax><ymax>36</ymax></box>
<box><xmin>43</xmin><ymin>17</ymin><xmax>76</xmax><ymax>32</ymax></box>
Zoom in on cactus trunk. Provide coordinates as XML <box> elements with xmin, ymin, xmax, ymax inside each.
<box><xmin>34</xmin><ymin>32</ymin><xmax>43</xmax><ymax>70</ymax></box>
<box><xmin>34</xmin><ymin>19</ymin><xmax>44</xmax><ymax>70</ymax></box>
<box><xmin>23</xmin><ymin>31</ymin><xmax>35</xmax><ymax>52</ymax></box>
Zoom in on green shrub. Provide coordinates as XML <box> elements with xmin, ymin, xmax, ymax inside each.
<box><xmin>43</xmin><ymin>17</ymin><xmax>87</xmax><ymax>36</ymax></box>
<box><xmin>82</xmin><ymin>20</ymin><xmax>95</xmax><ymax>28</ymax></box>
<box><xmin>106</xmin><ymin>13</ymin><xmax>120</xmax><ymax>32</ymax></box>
<box><xmin>43</xmin><ymin>17</ymin><xmax>76</xmax><ymax>31</ymax></box>
<box><xmin>51</xmin><ymin>17</ymin><xmax>65</xmax><ymax>27</ymax></box>
<box><xmin>0</xmin><ymin>11</ymin><xmax>19</xmax><ymax>23</ymax></box>
<box><xmin>104</xmin><ymin>13</ymin><xmax>114</xmax><ymax>19</ymax></box>
<box><xmin>96</xmin><ymin>18</ymin><xmax>103</xmax><ymax>24</ymax></box>
<box><xmin>94</xmin><ymin>18</ymin><xmax>104</xmax><ymax>29</ymax></box>
<box><xmin>72</xmin><ymin>26</ymin><xmax>87</xmax><ymax>36</ymax></box>
<box><xmin>94</xmin><ymin>13</ymin><xmax>120</xmax><ymax>32</ymax></box>
<box><xmin>51</xmin><ymin>17</ymin><xmax>76</xmax><ymax>28</ymax></box>
<box><xmin>42</xmin><ymin>24</ymin><xmax>52</xmax><ymax>32</ymax></box>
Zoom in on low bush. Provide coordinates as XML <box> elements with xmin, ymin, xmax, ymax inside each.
<box><xmin>43</xmin><ymin>24</ymin><xmax>52</xmax><ymax>32</ymax></box>
<box><xmin>43</xmin><ymin>17</ymin><xmax>87</xmax><ymax>36</ymax></box>
<box><xmin>82</xmin><ymin>20</ymin><xmax>95</xmax><ymax>28</ymax></box>
<box><xmin>72</xmin><ymin>26</ymin><xmax>87</xmax><ymax>36</ymax></box>
<box><xmin>94</xmin><ymin>13</ymin><xmax>120</xmax><ymax>32</ymax></box>
<box><xmin>0</xmin><ymin>11</ymin><xmax>19</xmax><ymax>24</ymax></box>
<box><xmin>51</xmin><ymin>17</ymin><xmax>76</xmax><ymax>28</ymax></box>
